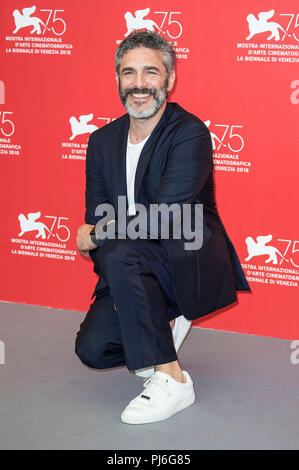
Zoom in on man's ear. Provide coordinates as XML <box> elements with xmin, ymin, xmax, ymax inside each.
<box><xmin>115</xmin><ymin>73</ymin><xmax>119</xmax><ymax>84</ymax></box>
<box><xmin>167</xmin><ymin>70</ymin><xmax>176</xmax><ymax>93</ymax></box>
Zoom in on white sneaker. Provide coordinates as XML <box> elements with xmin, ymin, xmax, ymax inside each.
<box><xmin>172</xmin><ymin>315</ymin><xmax>192</xmax><ymax>351</ymax></box>
<box><xmin>135</xmin><ymin>315</ymin><xmax>192</xmax><ymax>378</ymax></box>
<box><xmin>121</xmin><ymin>370</ymin><xmax>195</xmax><ymax>424</ymax></box>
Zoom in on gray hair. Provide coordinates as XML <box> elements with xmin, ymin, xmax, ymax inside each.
<box><xmin>115</xmin><ymin>30</ymin><xmax>176</xmax><ymax>77</ymax></box>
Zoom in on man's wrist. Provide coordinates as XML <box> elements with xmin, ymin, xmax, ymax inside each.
<box><xmin>90</xmin><ymin>219</ymin><xmax>116</xmax><ymax>246</ymax></box>
<box><xmin>89</xmin><ymin>225</ymin><xmax>98</xmax><ymax>245</ymax></box>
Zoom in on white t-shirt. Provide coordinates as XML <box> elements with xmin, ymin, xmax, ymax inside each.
<box><xmin>126</xmin><ymin>131</ymin><xmax>151</xmax><ymax>216</ymax></box>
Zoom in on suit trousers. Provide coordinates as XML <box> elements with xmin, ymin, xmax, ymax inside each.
<box><xmin>75</xmin><ymin>238</ymin><xmax>182</xmax><ymax>371</ymax></box>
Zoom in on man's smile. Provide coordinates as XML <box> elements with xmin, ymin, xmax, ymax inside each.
<box><xmin>131</xmin><ymin>93</ymin><xmax>151</xmax><ymax>98</ymax></box>
<box><xmin>129</xmin><ymin>93</ymin><xmax>152</xmax><ymax>103</ymax></box>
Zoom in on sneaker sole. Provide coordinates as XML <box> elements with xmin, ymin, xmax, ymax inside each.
<box><xmin>173</xmin><ymin>319</ymin><xmax>192</xmax><ymax>351</ymax></box>
<box><xmin>120</xmin><ymin>392</ymin><xmax>196</xmax><ymax>425</ymax></box>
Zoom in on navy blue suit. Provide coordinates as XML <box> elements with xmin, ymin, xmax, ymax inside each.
<box><xmin>75</xmin><ymin>102</ymin><xmax>251</xmax><ymax>371</ymax></box>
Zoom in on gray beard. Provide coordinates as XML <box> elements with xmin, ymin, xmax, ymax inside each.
<box><xmin>119</xmin><ymin>82</ymin><xmax>168</xmax><ymax>119</ymax></box>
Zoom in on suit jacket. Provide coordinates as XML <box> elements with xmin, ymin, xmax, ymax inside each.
<box><xmin>85</xmin><ymin>101</ymin><xmax>251</xmax><ymax>320</ymax></box>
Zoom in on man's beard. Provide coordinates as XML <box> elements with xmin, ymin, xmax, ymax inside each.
<box><xmin>118</xmin><ymin>79</ymin><xmax>169</xmax><ymax>119</ymax></box>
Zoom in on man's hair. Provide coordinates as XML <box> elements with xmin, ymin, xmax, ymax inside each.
<box><xmin>115</xmin><ymin>30</ymin><xmax>176</xmax><ymax>77</ymax></box>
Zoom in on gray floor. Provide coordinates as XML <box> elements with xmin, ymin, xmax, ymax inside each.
<box><xmin>0</xmin><ymin>300</ymin><xmax>298</xmax><ymax>450</ymax></box>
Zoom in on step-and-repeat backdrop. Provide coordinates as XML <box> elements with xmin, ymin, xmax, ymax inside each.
<box><xmin>1</xmin><ymin>0</ymin><xmax>298</xmax><ymax>339</ymax></box>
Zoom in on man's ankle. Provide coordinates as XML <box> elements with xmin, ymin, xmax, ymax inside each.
<box><xmin>155</xmin><ymin>365</ymin><xmax>186</xmax><ymax>383</ymax></box>
<box><xmin>168</xmin><ymin>372</ymin><xmax>186</xmax><ymax>383</ymax></box>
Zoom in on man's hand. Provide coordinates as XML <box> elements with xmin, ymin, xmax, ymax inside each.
<box><xmin>76</xmin><ymin>224</ymin><xmax>98</xmax><ymax>256</ymax></box>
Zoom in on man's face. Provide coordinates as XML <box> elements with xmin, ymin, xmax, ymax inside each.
<box><xmin>117</xmin><ymin>47</ymin><xmax>175</xmax><ymax>119</ymax></box>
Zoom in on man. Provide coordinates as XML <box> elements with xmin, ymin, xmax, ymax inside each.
<box><xmin>75</xmin><ymin>30</ymin><xmax>251</xmax><ymax>425</ymax></box>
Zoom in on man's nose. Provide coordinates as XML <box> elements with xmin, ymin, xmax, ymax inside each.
<box><xmin>134</xmin><ymin>72</ymin><xmax>148</xmax><ymax>89</ymax></box>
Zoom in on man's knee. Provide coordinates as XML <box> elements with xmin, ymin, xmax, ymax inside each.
<box><xmin>75</xmin><ymin>332</ymin><xmax>111</xmax><ymax>369</ymax></box>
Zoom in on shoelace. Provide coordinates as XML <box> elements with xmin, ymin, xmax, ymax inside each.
<box><xmin>141</xmin><ymin>374</ymin><xmax>170</xmax><ymax>401</ymax></box>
